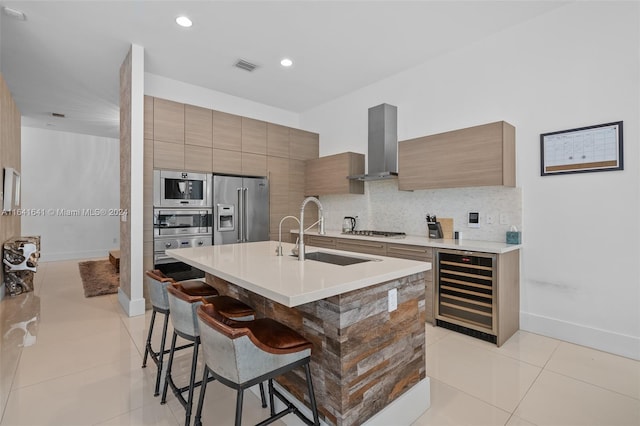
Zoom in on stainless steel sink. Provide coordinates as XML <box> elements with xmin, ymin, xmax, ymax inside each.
<box><xmin>299</xmin><ymin>251</ymin><xmax>374</xmax><ymax>266</ymax></box>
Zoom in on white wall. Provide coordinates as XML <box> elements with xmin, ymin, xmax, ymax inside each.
<box><xmin>145</xmin><ymin>73</ymin><xmax>300</xmax><ymax>128</ymax></box>
<box><xmin>21</xmin><ymin>127</ymin><xmax>120</xmax><ymax>261</ymax></box>
<box><xmin>302</xmin><ymin>2</ymin><xmax>640</xmax><ymax>359</ymax></box>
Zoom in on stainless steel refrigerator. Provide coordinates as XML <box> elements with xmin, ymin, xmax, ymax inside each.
<box><xmin>213</xmin><ymin>174</ymin><xmax>270</xmax><ymax>245</ymax></box>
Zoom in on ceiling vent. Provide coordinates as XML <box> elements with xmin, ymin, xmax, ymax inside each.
<box><xmin>234</xmin><ymin>59</ymin><xmax>258</xmax><ymax>72</ymax></box>
<box><xmin>51</xmin><ymin>112</ymin><xmax>65</xmax><ymax>118</ymax></box>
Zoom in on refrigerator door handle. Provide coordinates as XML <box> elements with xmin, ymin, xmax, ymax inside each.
<box><xmin>243</xmin><ymin>187</ymin><xmax>248</xmax><ymax>242</ymax></box>
<box><xmin>236</xmin><ymin>187</ymin><xmax>243</xmax><ymax>242</ymax></box>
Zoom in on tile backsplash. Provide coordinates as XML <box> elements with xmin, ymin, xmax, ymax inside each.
<box><xmin>319</xmin><ymin>180</ymin><xmax>522</xmax><ymax>243</ymax></box>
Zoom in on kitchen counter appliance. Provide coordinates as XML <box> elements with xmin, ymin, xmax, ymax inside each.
<box><xmin>153</xmin><ymin>170</ymin><xmax>212</xmax><ymax>208</ymax></box>
<box><xmin>213</xmin><ymin>174</ymin><xmax>269</xmax><ymax>245</ymax></box>
<box><xmin>342</xmin><ymin>216</ymin><xmax>356</xmax><ymax>233</ymax></box>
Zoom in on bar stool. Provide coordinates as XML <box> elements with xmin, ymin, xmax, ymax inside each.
<box><xmin>142</xmin><ymin>270</ymin><xmax>198</xmax><ymax>396</ymax></box>
<box><xmin>194</xmin><ymin>303</ymin><xmax>320</xmax><ymax>426</ymax></box>
<box><xmin>161</xmin><ymin>282</ymin><xmax>260</xmax><ymax>426</ymax></box>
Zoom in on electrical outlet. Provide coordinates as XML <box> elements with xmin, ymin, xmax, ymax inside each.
<box><xmin>388</xmin><ymin>288</ymin><xmax>398</xmax><ymax>312</ymax></box>
<box><xmin>500</xmin><ymin>213</ymin><xmax>508</xmax><ymax>225</ymax></box>
<box><xmin>486</xmin><ymin>214</ymin><xmax>494</xmax><ymax>224</ymax></box>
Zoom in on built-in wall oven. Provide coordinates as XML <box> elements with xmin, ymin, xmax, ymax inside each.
<box><xmin>153</xmin><ymin>170</ymin><xmax>213</xmax><ymax>281</ymax></box>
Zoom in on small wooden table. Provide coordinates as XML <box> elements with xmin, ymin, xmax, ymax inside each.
<box><xmin>108</xmin><ymin>250</ymin><xmax>120</xmax><ymax>272</ymax></box>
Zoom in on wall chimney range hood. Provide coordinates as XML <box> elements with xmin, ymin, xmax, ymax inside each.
<box><xmin>348</xmin><ymin>103</ymin><xmax>398</xmax><ymax>181</ymax></box>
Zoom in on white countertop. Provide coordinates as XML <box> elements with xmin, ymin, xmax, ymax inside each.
<box><xmin>292</xmin><ymin>230</ymin><xmax>521</xmax><ymax>254</ymax></box>
<box><xmin>166</xmin><ymin>241</ymin><xmax>431</xmax><ymax>307</ymax></box>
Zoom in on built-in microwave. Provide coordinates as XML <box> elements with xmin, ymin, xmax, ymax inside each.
<box><xmin>153</xmin><ymin>170</ymin><xmax>212</xmax><ymax>208</ymax></box>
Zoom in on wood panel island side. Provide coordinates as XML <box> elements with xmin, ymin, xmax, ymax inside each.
<box><xmin>167</xmin><ymin>241</ymin><xmax>432</xmax><ymax>426</ymax></box>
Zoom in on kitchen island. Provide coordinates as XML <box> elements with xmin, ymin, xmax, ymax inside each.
<box><xmin>167</xmin><ymin>240</ymin><xmax>432</xmax><ymax>426</ymax></box>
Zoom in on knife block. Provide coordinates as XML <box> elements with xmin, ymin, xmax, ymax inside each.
<box><xmin>427</xmin><ymin>218</ymin><xmax>453</xmax><ymax>239</ymax></box>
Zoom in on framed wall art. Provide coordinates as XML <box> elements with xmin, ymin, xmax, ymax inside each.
<box><xmin>540</xmin><ymin>121</ymin><xmax>623</xmax><ymax>176</ymax></box>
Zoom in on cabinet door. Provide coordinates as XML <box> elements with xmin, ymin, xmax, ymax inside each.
<box><xmin>241</xmin><ymin>117</ymin><xmax>267</xmax><ymax>155</ymax></box>
<box><xmin>290</xmin><ymin>128</ymin><xmax>319</xmax><ymax>160</ymax></box>
<box><xmin>288</xmin><ymin>159</ymin><xmax>309</xmax><ymax>228</ymax></box>
<box><xmin>268</xmin><ymin>156</ymin><xmax>289</xmax><ymax>240</ymax></box>
<box><xmin>387</xmin><ymin>243</ymin><xmax>434</xmax><ymax>323</ymax></box>
<box><xmin>213</xmin><ymin>110</ymin><xmax>242</xmax><ymax>151</ymax></box>
<box><xmin>399</xmin><ymin>121</ymin><xmax>515</xmax><ymax>190</ymax></box>
<box><xmin>305</xmin><ymin>152</ymin><xmax>364</xmax><ymax>195</ymax></box>
<box><xmin>185</xmin><ymin>105</ymin><xmax>213</xmax><ymax>147</ymax></box>
<box><xmin>144</xmin><ymin>96</ymin><xmax>154</xmax><ymax>140</ymax></box>
<box><xmin>336</xmin><ymin>238</ymin><xmax>387</xmax><ymax>256</ymax></box>
<box><xmin>242</xmin><ymin>153</ymin><xmax>267</xmax><ymax>176</ymax></box>
<box><xmin>267</xmin><ymin>123</ymin><xmax>290</xmax><ymax>158</ymax></box>
<box><xmin>154</xmin><ymin>140</ymin><xmax>184</xmax><ymax>170</ymax></box>
<box><xmin>213</xmin><ymin>149</ymin><xmax>242</xmax><ymax>175</ymax></box>
<box><xmin>185</xmin><ymin>145</ymin><xmax>213</xmax><ymax>172</ymax></box>
<box><xmin>153</xmin><ymin>98</ymin><xmax>184</xmax><ymax>144</ymax></box>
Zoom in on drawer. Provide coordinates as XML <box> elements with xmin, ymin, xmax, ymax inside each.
<box><xmin>336</xmin><ymin>238</ymin><xmax>387</xmax><ymax>256</ymax></box>
<box><xmin>305</xmin><ymin>235</ymin><xmax>336</xmax><ymax>249</ymax></box>
<box><xmin>387</xmin><ymin>243</ymin><xmax>433</xmax><ymax>261</ymax></box>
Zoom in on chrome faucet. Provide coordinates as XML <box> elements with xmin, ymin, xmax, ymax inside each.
<box><xmin>298</xmin><ymin>196</ymin><xmax>325</xmax><ymax>261</ymax></box>
<box><xmin>275</xmin><ymin>215</ymin><xmax>300</xmax><ymax>256</ymax></box>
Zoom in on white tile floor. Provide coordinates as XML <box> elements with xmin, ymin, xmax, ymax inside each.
<box><xmin>1</xmin><ymin>259</ymin><xmax>639</xmax><ymax>426</ymax></box>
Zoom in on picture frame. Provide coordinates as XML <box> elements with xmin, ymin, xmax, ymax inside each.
<box><xmin>540</xmin><ymin>121</ymin><xmax>623</xmax><ymax>176</ymax></box>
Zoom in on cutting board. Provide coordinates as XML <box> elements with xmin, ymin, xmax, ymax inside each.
<box><xmin>432</xmin><ymin>218</ymin><xmax>453</xmax><ymax>239</ymax></box>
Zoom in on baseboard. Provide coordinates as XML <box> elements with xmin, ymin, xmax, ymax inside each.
<box><xmin>40</xmin><ymin>249</ymin><xmax>111</xmax><ymax>262</ymax></box>
<box><xmin>117</xmin><ymin>288</ymin><xmax>145</xmax><ymax>317</ymax></box>
<box><xmin>521</xmin><ymin>312</ymin><xmax>640</xmax><ymax>360</ymax></box>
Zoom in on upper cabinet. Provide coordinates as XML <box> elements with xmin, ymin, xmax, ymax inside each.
<box><xmin>213</xmin><ymin>111</ymin><xmax>242</xmax><ymax>151</ymax></box>
<box><xmin>290</xmin><ymin>129</ymin><xmax>319</xmax><ymax>160</ymax></box>
<box><xmin>185</xmin><ymin>105</ymin><xmax>213</xmax><ymax>147</ymax></box>
<box><xmin>267</xmin><ymin>123</ymin><xmax>290</xmax><ymax>158</ymax></box>
<box><xmin>153</xmin><ymin>98</ymin><xmax>184</xmax><ymax>144</ymax></box>
<box><xmin>305</xmin><ymin>152</ymin><xmax>365</xmax><ymax>195</ymax></box>
<box><xmin>241</xmin><ymin>117</ymin><xmax>267</xmax><ymax>155</ymax></box>
<box><xmin>398</xmin><ymin>121</ymin><xmax>515</xmax><ymax>191</ymax></box>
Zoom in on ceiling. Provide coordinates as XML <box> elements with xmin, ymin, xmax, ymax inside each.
<box><xmin>0</xmin><ymin>1</ymin><xmax>567</xmax><ymax>139</ymax></box>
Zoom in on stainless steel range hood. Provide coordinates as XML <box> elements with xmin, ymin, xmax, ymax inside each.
<box><xmin>348</xmin><ymin>103</ymin><xmax>398</xmax><ymax>181</ymax></box>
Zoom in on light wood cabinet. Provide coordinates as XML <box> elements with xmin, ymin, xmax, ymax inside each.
<box><xmin>290</xmin><ymin>128</ymin><xmax>319</xmax><ymax>160</ymax></box>
<box><xmin>387</xmin><ymin>243</ymin><xmax>434</xmax><ymax>324</ymax></box>
<box><xmin>213</xmin><ymin>149</ymin><xmax>242</xmax><ymax>175</ymax></box>
<box><xmin>398</xmin><ymin>121</ymin><xmax>515</xmax><ymax>190</ymax></box>
<box><xmin>242</xmin><ymin>152</ymin><xmax>267</xmax><ymax>176</ymax></box>
<box><xmin>144</xmin><ymin>96</ymin><xmax>154</xmax><ymax>140</ymax></box>
<box><xmin>305</xmin><ymin>235</ymin><xmax>337</xmax><ymax>249</ymax></box>
<box><xmin>153</xmin><ymin>140</ymin><xmax>184</xmax><ymax>170</ymax></box>
<box><xmin>185</xmin><ymin>105</ymin><xmax>213</xmax><ymax>147</ymax></box>
<box><xmin>213</xmin><ymin>110</ymin><xmax>242</xmax><ymax>151</ymax></box>
<box><xmin>267</xmin><ymin>123</ymin><xmax>290</xmax><ymax>158</ymax></box>
<box><xmin>153</xmin><ymin>98</ymin><xmax>184</xmax><ymax>144</ymax></box>
<box><xmin>305</xmin><ymin>152</ymin><xmax>364</xmax><ymax>195</ymax></box>
<box><xmin>268</xmin><ymin>156</ymin><xmax>290</xmax><ymax>240</ymax></box>
<box><xmin>185</xmin><ymin>145</ymin><xmax>213</xmax><ymax>172</ymax></box>
<box><xmin>336</xmin><ymin>238</ymin><xmax>387</xmax><ymax>256</ymax></box>
<box><xmin>241</xmin><ymin>117</ymin><xmax>267</xmax><ymax>155</ymax></box>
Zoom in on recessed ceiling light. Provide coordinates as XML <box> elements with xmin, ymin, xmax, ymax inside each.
<box><xmin>176</xmin><ymin>16</ymin><xmax>192</xmax><ymax>28</ymax></box>
<box><xmin>280</xmin><ymin>58</ymin><xmax>293</xmax><ymax>67</ymax></box>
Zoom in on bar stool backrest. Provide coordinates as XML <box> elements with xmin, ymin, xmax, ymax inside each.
<box><xmin>197</xmin><ymin>304</ymin><xmax>312</xmax><ymax>384</ymax></box>
<box><xmin>167</xmin><ymin>283</ymin><xmax>206</xmax><ymax>337</ymax></box>
<box><xmin>145</xmin><ymin>270</ymin><xmax>174</xmax><ymax>311</ymax></box>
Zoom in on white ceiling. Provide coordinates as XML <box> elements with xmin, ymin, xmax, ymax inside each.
<box><xmin>0</xmin><ymin>1</ymin><xmax>567</xmax><ymax>139</ymax></box>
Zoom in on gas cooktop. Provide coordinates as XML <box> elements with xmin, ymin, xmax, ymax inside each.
<box><xmin>341</xmin><ymin>230</ymin><xmax>406</xmax><ymax>238</ymax></box>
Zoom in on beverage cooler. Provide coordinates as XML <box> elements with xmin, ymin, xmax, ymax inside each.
<box><xmin>435</xmin><ymin>249</ymin><xmax>497</xmax><ymax>343</ymax></box>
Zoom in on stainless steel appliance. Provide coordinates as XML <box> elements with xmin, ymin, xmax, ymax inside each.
<box><xmin>153</xmin><ymin>235</ymin><xmax>212</xmax><ymax>281</ymax></box>
<box><xmin>213</xmin><ymin>174</ymin><xmax>269</xmax><ymax>245</ymax></box>
<box><xmin>154</xmin><ymin>209</ymin><xmax>212</xmax><ymax>237</ymax></box>
<box><xmin>153</xmin><ymin>170</ymin><xmax>212</xmax><ymax>208</ymax></box>
<box><xmin>435</xmin><ymin>249</ymin><xmax>497</xmax><ymax>343</ymax></box>
<box><xmin>342</xmin><ymin>216</ymin><xmax>356</xmax><ymax>233</ymax></box>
